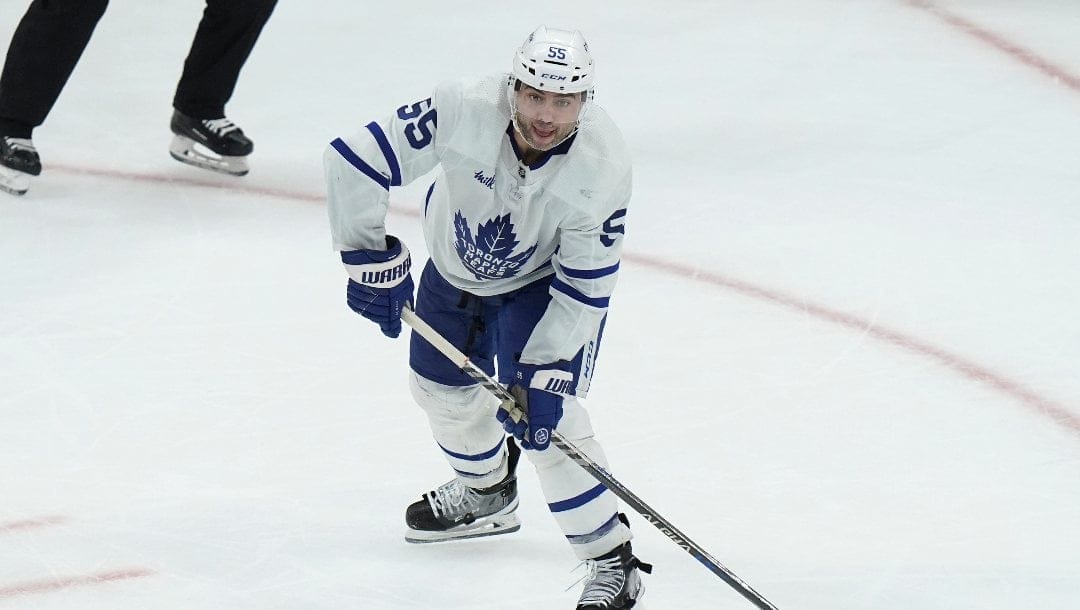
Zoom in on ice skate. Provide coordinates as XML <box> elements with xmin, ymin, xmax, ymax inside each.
<box><xmin>574</xmin><ymin>541</ymin><xmax>653</xmax><ymax>610</ymax></box>
<box><xmin>404</xmin><ymin>474</ymin><xmax>520</xmax><ymax>543</ymax></box>
<box><xmin>0</xmin><ymin>136</ymin><xmax>41</xmax><ymax>196</ymax></box>
<box><xmin>169</xmin><ymin>110</ymin><xmax>252</xmax><ymax>176</ymax></box>
<box><xmin>405</xmin><ymin>441</ymin><xmax>521</xmax><ymax>543</ymax></box>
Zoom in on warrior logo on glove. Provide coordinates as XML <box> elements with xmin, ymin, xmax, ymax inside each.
<box><xmin>340</xmin><ymin>235</ymin><xmax>415</xmax><ymax>338</ymax></box>
<box><xmin>359</xmin><ymin>256</ymin><xmax>411</xmax><ymax>287</ymax></box>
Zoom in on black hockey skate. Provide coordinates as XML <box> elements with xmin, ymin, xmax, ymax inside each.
<box><xmin>575</xmin><ymin>539</ymin><xmax>653</xmax><ymax>610</ymax></box>
<box><xmin>405</xmin><ymin>439</ymin><xmax>521</xmax><ymax>543</ymax></box>
<box><xmin>169</xmin><ymin>110</ymin><xmax>252</xmax><ymax>176</ymax></box>
<box><xmin>0</xmin><ymin>136</ymin><xmax>41</xmax><ymax>196</ymax></box>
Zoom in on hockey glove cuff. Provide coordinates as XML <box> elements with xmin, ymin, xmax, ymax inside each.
<box><xmin>341</xmin><ymin>235</ymin><xmax>414</xmax><ymax>338</ymax></box>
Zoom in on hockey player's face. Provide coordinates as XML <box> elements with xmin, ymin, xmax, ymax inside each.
<box><xmin>513</xmin><ymin>86</ymin><xmax>584</xmax><ymax>150</ymax></box>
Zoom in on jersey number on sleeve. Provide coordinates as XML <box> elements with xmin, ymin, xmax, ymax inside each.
<box><xmin>600</xmin><ymin>208</ymin><xmax>627</xmax><ymax>247</ymax></box>
<box><xmin>396</xmin><ymin>98</ymin><xmax>437</xmax><ymax>150</ymax></box>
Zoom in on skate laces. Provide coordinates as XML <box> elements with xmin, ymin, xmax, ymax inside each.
<box><xmin>426</xmin><ymin>479</ymin><xmax>478</xmax><ymax>519</ymax></box>
<box><xmin>3</xmin><ymin>137</ymin><xmax>36</xmax><ymax>153</ymax></box>
<box><xmin>202</xmin><ymin>118</ymin><xmax>240</xmax><ymax>136</ymax></box>
<box><xmin>569</xmin><ymin>555</ymin><xmax>626</xmax><ymax>605</ymax></box>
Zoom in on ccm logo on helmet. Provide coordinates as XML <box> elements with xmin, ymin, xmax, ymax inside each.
<box><xmin>541</xmin><ymin>73</ymin><xmax>567</xmax><ymax>80</ymax></box>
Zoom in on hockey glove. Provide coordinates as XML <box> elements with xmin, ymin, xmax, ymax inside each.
<box><xmin>497</xmin><ymin>361</ymin><xmax>575</xmax><ymax>451</ymax></box>
<box><xmin>341</xmin><ymin>235</ymin><xmax>414</xmax><ymax>338</ymax></box>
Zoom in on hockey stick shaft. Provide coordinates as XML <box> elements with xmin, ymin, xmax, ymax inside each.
<box><xmin>401</xmin><ymin>306</ymin><xmax>780</xmax><ymax>610</ymax></box>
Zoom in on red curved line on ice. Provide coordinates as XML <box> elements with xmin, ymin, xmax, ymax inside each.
<box><xmin>625</xmin><ymin>254</ymin><xmax>1080</xmax><ymax>437</ymax></box>
<box><xmin>901</xmin><ymin>0</ymin><xmax>1080</xmax><ymax>93</ymax></box>
<box><xmin>44</xmin><ymin>163</ymin><xmax>1080</xmax><ymax>439</ymax></box>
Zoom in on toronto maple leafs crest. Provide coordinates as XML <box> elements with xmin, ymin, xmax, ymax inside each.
<box><xmin>454</xmin><ymin>211</ymin><xmax>538</xmax><ymax>280</ymax></box>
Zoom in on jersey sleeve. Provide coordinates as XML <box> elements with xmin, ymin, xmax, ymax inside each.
<box><xmin>520</xmin><ymin>166</ymin><xmax>632</xmax><ymax>366</ymax></box>
<box><xmin>325</xmin><ymin>82</ymin><xmax>459</xmax><ymax>251</ymax></box>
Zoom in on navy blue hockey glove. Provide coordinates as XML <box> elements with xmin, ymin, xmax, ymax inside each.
<box><xmin>497</xmin><ymin>361</ymin><xmax>575</xmax><ymax>451</ymax></box>
<box><xmin>341</xmin><ymin>235</ymin><xmax>413</xmax><ymax>338</ymax></box>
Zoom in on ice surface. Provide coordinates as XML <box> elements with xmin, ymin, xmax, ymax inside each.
<box><xmin>2</xmin><ymin>1</ymin><xmax>1078</xmax><ymax>608</ymax></box>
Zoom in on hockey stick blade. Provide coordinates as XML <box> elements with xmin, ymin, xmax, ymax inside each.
<box><xmin>400</xmin><ymin>305</ymin><xmax>781</xmax><ymax>610</ymax></box>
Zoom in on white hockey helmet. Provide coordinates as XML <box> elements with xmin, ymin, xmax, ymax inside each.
<box><xmin>512</xmin><ymin>26</ymin><xmax>595</xmax><ymax>94</ymax></box>
<box><xmin>507</xmin><ymin>26</ymin><xmax>595</xmax><ymax>151</ymax></box>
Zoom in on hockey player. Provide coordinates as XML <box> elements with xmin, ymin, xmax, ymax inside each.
<box><xmin>0</xmin><ymin>0</ymin><xmax>276</xmax><ymax>196</ymax></box>
<box><xmin>325</xmin><ymin>26</ymin><xmax>651</xmax><ymax>609</ymax></box>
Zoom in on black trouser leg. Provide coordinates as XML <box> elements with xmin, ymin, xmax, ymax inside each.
<box><xmin>172</xmin><ymin>0</ymin><xmax>277</xmax><ymax>120</ymax></box>
<box><xmin>0</xmin><ymin>0</ymin><xmax>109</xmax><ymax>137</ymax></box>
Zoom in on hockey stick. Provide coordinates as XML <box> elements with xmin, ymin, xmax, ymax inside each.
<box><xmin>401</xmin><ymin>305</ymin><xmax>781</xmax><ymax>610</ymax></box>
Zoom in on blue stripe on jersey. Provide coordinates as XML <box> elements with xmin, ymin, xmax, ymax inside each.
<box><xmin>330</xmin><ymin>137</ymin><xmax>389</xmax><ymax>190</ymax></box>
<box><xmin>551</xmin><ymin>277</ymin><xmax>610</xmax><ymax>308</ymax></box>
<box><xmin>548</xmin><ymin>483</ymin><xmax>607</xmax><ymax>513</ymax></box>
<box><xmin>365</xmin><ymin>122</ymin><xmax>401</xmax><ymax>187</ymax></box>
<box><xmin>566</xmin><ymin>513</ymin><xmax>621</xmax><ymax>545</ymax></box>
<box><xmin>438</xmin><ymin>439</ymin><xmax>503</xmax><ymax>462</ymax></box>
<box><xmin>560</xmin><ymin>261</ymin><xmax>620</xmax><ymax>280</ymax></box>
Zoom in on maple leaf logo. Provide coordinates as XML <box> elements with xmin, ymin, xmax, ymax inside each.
<box><xmin>453</xmin><ymin>211</ymin><xmax>538</xmax><ymax>280</ymax></box>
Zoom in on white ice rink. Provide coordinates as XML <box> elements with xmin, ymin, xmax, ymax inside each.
<box><xmin>2</xmin><ymin>1</ymin><xmax>1079</xmax><ymax>608</ymax></box>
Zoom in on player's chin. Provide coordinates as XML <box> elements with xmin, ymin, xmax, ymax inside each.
<box><xmin>528</xmin><ymin>127</ymin><xmax>560</xmax><ymax>149</ymax></box>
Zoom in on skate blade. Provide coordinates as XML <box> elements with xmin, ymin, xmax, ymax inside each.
<box><xmin>404</xmin><ymin>513</ymin><xmax>521</xmax><ymax>544</ymax></box>
<box><xmin>0</xmin><ymin>166</ymin><xmax>30</xmax><ymax>196</ymax></box>
<box><xmin>169</xmin><ymin>135</ymin><xmax>249</xmax><ymax>176</ymax></box>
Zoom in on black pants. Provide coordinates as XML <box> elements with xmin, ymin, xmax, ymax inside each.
<box><xmin>0</xmin><ymin>0</ymin><xmax>277</xmax><ymax>138</ymax></box>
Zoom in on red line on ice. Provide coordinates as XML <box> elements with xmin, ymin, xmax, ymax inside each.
<box><xmin>901</xmin><ymin>0</ymin><xmax>1080</xmax><ymax>93</ymax></box>
<box><xmin>624</xmin><ymin>254</ymin><xmax>1080</xmax><ymax>438</ymax></box>
<box><xmin>47</xmin><ymin>162</ymin><xmax>324</xmax><ymax>204</ymax></box>
<box><xmin>45</xmin><ymin>164</ymin><xmax>1080</xmax><ymax>438</ymax></box>
<box><xmin>45</xmin><ymin>159</ymin><xmax>1079</xmax><ymax>443</ymax></box>
<box><xmin>0</xmin><ymin>515</ymin><xmax>68</xmax><ymax>533</ymax></box>
<box><xmin>0</xmin><ymin>568</ymin><xmax>154</xmax><ymax>599</ymax></box>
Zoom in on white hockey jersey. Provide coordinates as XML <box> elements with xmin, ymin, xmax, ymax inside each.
<box><xmin>325</xmin><ymin>73</ymin><xmax>631</xmax><ymax>368</ymax></box>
